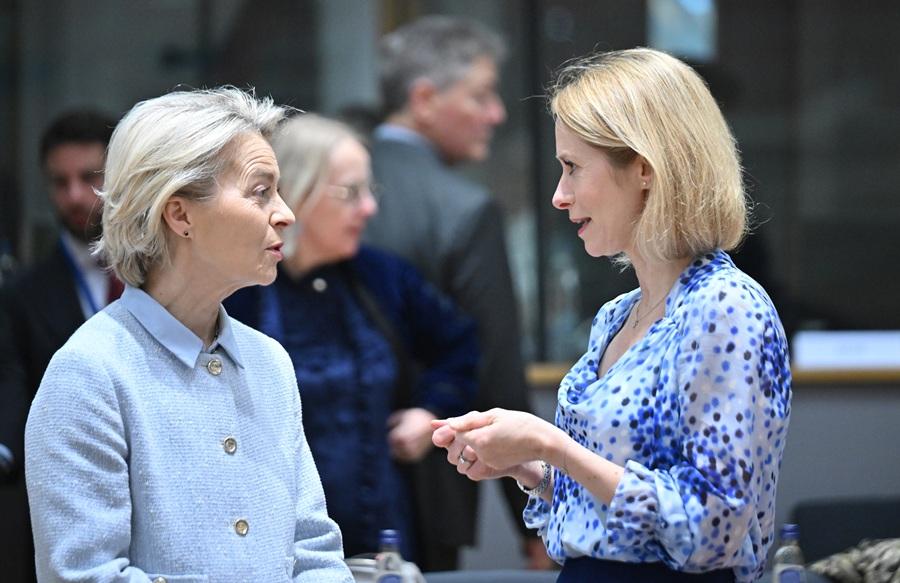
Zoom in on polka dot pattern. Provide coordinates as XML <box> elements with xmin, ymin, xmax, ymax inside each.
<box><xmin>524</xmin><ymin>250</ymin><xmax>791</xmax><ymax>582</ymax></box>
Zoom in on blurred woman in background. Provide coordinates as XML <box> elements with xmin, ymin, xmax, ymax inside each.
<box><xmin>227</xmin><ymin>114</ymin><xmax>479</xmax><ymax>561</ymax></box>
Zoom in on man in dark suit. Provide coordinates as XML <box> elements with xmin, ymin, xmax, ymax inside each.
<box><xmin>363</xmin><ymin>16</ymin><xmax>548</xmax><ymax>571</ymax></box>
<box><xmin>0</xmin><ymin>109</ymin><xmax>117</xmax><ymax>581</ymax></box>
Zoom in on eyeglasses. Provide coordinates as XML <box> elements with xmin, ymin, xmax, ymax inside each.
<box><xmin>327</xmin><ymin>181</ymin><xmax>379</xmax><ymax>206</ymax></box>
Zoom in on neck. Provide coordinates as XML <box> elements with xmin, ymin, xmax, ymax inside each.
<box><xmin>281</xmin><ymin>247</ymin><xmax>327</xmax><ymax>280</ymax></box>
<box><xmin>385</xmin><ymin>112</ymin><xmax>419</xmax><ymax>132</ymax></box>
<box><xmin>142</xmin><ymin>261</ymin><xmax>227</xmax><ymax>347</ymax></box>
<box><xmin>629</xmin><ymin>252</ymin><xmax>693</xmax><ymax>313</ymax></box>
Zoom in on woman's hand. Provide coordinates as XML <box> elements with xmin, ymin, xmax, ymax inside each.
<box><xmin>387</xmin><ymin>408</ymin><xmax>437</xmax><ymax>463</ymax></box>
<box><xmin>447</xmin><ymin>408</ymin><xmax>561</xmax><ymax>470</ymax></box>
<box><xmin>433</xmin><ymin>417</ymin><xmax>529</xmax><ymax>481</ymax></box>
<box><xmin>432</xmin><ymin>409</ymin><xmax>564</xmax><ymax>485</ymax></box>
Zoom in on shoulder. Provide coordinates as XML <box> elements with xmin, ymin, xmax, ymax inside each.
<box><xmin>229</xmin><ymin>316</ymin><xmax>293</xmax><ymax>371</ymax></box>
<box><xmin>672</xmin><ymin>252</ymin><xmax>784</xmax><ymax>343</ymax></box>
<box><xmin>57</xmin><ymin>304</ymin><xmax>134</xmax><ymax>360</ymax></box>
<box><xmin>350</xmin><ymin>247</ymin><xmax>409</xmax><ymax>310</ymax></box>
<box><xmin>354</xmin><ymin>245</ymin><xmax>415</xmax><ymax>281</ymax></box>
<box><xmin>31</xmin><ymin>308</ymin><xmax>132</xmax><ymax>410</ymax></box>
<box><xmin>3</xmin><ymin>248</ymin><xmax>70</xmax><ymax>298</ymax></box>
<box><xmin>372</xmin><ymin>138</ymin><xmax>491</xmax><ymax>205</ymax></box>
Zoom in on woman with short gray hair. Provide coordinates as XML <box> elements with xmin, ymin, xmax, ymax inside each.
<box><xmin>25</xmin><ymin>87</ymin><xmax>353</xmax><ymax>582</ymax></box>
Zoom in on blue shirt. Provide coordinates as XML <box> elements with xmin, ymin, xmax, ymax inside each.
<box><xmin>26</xmin><ymin>286</ymin><xmax>353</xmax><ymax>582</ymax></box>
<box><xmin>525</xmin><ymin>250</ymin><xmax>792</xmax><ymax>583</ymax></box>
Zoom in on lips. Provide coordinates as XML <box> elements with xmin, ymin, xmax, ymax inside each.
<box><xmin>571</xmin><ymin>217</ymin><xmax>591</xmax><ymax>236</ymax></box>
<box><xmin>266</xmin><ymin>242</ymin><xmax>284</xmax><ymax>260</ymax></box>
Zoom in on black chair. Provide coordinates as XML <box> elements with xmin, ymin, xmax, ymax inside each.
<box><xmin>790</xmin><ymin>496</ymin><xmax>900</xmax><ymax>563</ymax></box>
<box><xmin>425</xmin><ymin>570</ymin><xmax>558</xmax><ymax>583</ymax></box>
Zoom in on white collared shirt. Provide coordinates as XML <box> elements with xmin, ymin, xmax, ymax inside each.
<box><xmin>59</xmin><ymin>230</ymin><xmax>108</xmax><ymax>319</ymax></box>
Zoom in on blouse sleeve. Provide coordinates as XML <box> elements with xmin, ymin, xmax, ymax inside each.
<box><xmin>26</xmin><ymin>348</ymin><xmax>152</xmax><ymax>581</ymax></box>
<box><xmin>604</xmin><ymin>279</ymin><xmax>791</xmax><ymax>573</ymax></box>
<box><xmin>397</xmin><ymin>259</ymin><xmax>479</xmax><ymax>418</ymax></box>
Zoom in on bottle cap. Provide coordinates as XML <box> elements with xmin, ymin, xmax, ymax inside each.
<box><xmin>379</xmin><ymin>529</ymin><xmax>400</xmax><ymax>548</ymax></box>
<box><xmin>780</xmin><ymin>523</ymin><xmax>800</xmax><ymax>540</ymax></box>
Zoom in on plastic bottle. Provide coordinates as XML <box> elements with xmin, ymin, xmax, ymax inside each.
<box><xmin>374</xmin><ymin>529</ymin><xmax>404</xmax><ymax>583</ymax></box>
<box><xmin>772</xmin><ymin>523</ymin><xmax>807</xmax><ymax>583</ymax></box>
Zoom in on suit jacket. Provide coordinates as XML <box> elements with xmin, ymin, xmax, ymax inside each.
<box><xmin>26</xmin><ymin>288</ymin><xmax>352</xmax><ymax>582</ymax></box>
<box><xmin>364</xmin><ymin>133</ymin><xmax>534</xmax><ymax>546</ymax></box>
<box><xmin>0</xmin><ymin>244</ymin><xmax>84</xmax><ymax>582</ymax></box>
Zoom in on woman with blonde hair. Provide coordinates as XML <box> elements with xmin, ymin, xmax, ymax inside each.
<box><xmin>25</xmin><ymin>88</ymin><xmax>353</xmax><ymax>582</ymax></box>
<box><xmin>226</xmin><ymin>113</ymin><xmax>478</xmax><ymax>561</ymax></box>
<box><xmin>434</xmin><ymin>48</ymin><xmax>791</xmax><ymax>583</ymax></box>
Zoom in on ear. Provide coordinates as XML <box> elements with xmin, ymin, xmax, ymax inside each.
<box><xmin>636</xmin><ymin>155</ymin><xmax>654</xmax><ymax>189</ymax></box>
<box><xmin>161</xmin><ymin>196</ymin><xmax>193</xmax><ymax>239</ymax></box>
<box><xmin>407</xmin><ymin>78</ymin><xmax>440</xmax><ymax>125</ymax></box>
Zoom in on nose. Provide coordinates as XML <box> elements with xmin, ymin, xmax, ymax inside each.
<box><xmin>272</xmin><ymin>192</ymin><xmax>296</xmax><ymax>228</ymax></box>
<box><xmin>60</xmin><ymin>179</ymin><xmax>98</xmax><ymax>206</ymax></box>
<box><xmin>552</xmin><ymin>176</ymin><xmax>573</xmax><ymax>210</ymax></box>
<box><xmin>487</xmin><ymin>93</ymin><xmax>506</xmax><ymax>126</ymax></box>
<box><xmin>358</xmin><ymin>188</ymin><xmax>378</xmax><ymax>218</ymax></box>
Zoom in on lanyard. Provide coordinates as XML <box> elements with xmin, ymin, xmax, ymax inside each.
<box><xmin>58</xmin><ymin>238</ymin><xmax>102</xmax><ymax>317</ymax></box>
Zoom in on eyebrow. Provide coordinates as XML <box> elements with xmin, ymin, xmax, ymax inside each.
<box><xmin>246</xmin><ymin>170</ymin><xmax>277</xmax><ymax>184</ymax></box>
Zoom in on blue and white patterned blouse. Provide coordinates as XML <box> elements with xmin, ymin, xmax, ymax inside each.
<box><xmin>524</xmin><ymin>250</ymin><xmax>792</xmax><ymax>583</ymax></box>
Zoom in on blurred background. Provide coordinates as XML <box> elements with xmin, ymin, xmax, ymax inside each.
<box><xmin>1</xmin><ymin>0</ymin><xmax>898</xmax><ymax>571</ymax></box>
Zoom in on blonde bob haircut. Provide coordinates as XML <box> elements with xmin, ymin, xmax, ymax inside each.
<box><xmin>549</xmin><ymin>47</ymin><xmax>747</xmax><ymax>263</ymax></box>
<box><xmin>270</xmin><ymin>113</ymin><xmax>361</xmax><ymax>214</ymax></box>
<box><xmin>95</xmin><ymin>87</ymin><xmax>286</xmax><ymax>287</ymax></box>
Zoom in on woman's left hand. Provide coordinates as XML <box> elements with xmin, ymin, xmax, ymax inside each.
<box><xmin>387</xmin><ymin>408</ymin><xmax>438</xmax><ymax>463</ymax></box>
<box><xmin>446</xmin><ymin>408</ymin><xmax>561</xmax><ymax>470</ymax></box>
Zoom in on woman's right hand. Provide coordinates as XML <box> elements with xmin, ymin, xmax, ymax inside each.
<box><xmin>432</xmin><ymin>417</ymin><xmax>538</xmax><ymax>483</ymax></box>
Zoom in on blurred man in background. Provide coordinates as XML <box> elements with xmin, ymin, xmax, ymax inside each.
<box><xmin>365</xmin><ymin>16</ymin><xmax>548</xmax><ymax>571</ymax></box>
<box><xmin>0</xmin><ymin>109</ymin><xmax>117</xmax><ymax>581</ymax></box>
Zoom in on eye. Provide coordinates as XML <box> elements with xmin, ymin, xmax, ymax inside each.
<box><xmin>562</xmin><ymin>160</ymin><xmax>576</xmax><ymax>175</ymax></box>
<box><xmin>252</xmin><ymin>186</ymin><xmax>271</xmax><ymax>199</ymax></box>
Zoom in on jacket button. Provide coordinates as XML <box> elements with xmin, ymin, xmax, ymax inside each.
<box><xmin>223</xmin><ymin>436</ymin><xmax>237</xmax><ymax>454</ymax></box>
<box><xmin>207</xmin><ymin>358</ymin><xmax>223</xmax><ymax>376</ymax></box>
<box><xmin>234</xmin><ymin>518</ymin><xmax>249</xmax><ymax>536</ymax></box>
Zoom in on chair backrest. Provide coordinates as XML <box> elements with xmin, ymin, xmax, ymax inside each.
<box><xmin>424</xmin><ymin>570</ymin><xmax>558</xmax><ymax>583</ymax></box>
<box><xmin>790</xmin><ymin>496</ymin><xmax>900</xmax><ymax>562</ymax></box>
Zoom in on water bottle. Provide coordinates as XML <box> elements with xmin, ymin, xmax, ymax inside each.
<box><xmin>374</xmin><ymin>529</ymin><xmax>404</xmax><ymax>583</ymax></box>
<box><xmin>773</xmin><ymin>523</ymin><xmax>807</xmax><ymax>583</ymax></box>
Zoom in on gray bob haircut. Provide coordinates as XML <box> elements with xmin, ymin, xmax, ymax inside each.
<box><xmin>95</xmin><ymin>87</ymin><xmax>286</xmax><ymax>287</ymax></box>
<box><xmin>379</xmin><ymin>15</ymin><xmax>506</xmax><ymax>115</ymax></box>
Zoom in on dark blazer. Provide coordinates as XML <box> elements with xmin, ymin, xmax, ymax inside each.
<box><xmin>364</xmin><ymin>134</ymin><xmax>534</xmax><ymax>549</ymax></box>
<box><xmin>0</xmin><ymin>244</ymin><xmax>85</xmax><ymax>582</ymax></box>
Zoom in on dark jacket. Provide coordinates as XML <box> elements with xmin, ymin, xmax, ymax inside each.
<box><xmin>226</xmin><ymin>245</ymin><xmax>479</xmax><ymax>559</ymax></box>
<box><xmin>364</xmin><ymin>133</ymin><xmax>534</xmax><ymax>547</ymax></box>
<box><xmin>0</xmin><ymin>244</ymin><xmax>85</xmax><ymax>582</ymax></box>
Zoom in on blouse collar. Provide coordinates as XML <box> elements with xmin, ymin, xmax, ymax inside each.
<box><xmin>120</xmin><ymin>285</ymin><xmax>243</xmax><ymax>369</ymax></box>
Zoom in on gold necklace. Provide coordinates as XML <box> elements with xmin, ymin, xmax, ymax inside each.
<box><xmin>631</xmin><ymin>293</ymin><xmax>667</xmax><ymax>329</ymax></box>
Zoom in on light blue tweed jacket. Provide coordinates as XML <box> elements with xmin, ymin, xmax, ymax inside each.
<box><xmin>25</xmin><ymin>286</ymin><xmax>353</xmax><ymax>582</ymax></box>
